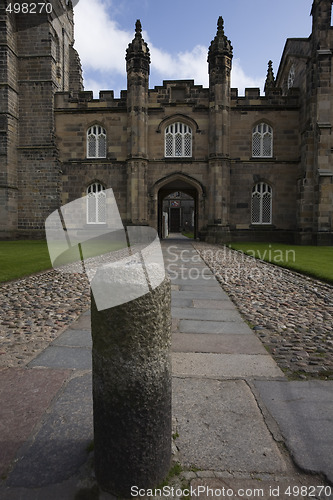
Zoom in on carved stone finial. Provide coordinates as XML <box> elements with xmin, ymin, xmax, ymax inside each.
<box><xmin>217</xmin><ymin>16</ymin><xmax>224</xmax><ymax>35</ymax></box>
<box><xmin>264</xmin><ymin>60</ymin><xmax>276</xmax><ymax>94</ymax></box>
<box><xmin>126</xmin><ymin>19</ymin><xmax>150</xmax><ymax>67</ymax></box>
<box><xmin>135</xmin><ymin>19</ymin><xmax>142</xmax><ymax>36</ymax></box>
<box><xmin>208</xmin><ymin>15</ymin><xmax>233</xmax><ymax>63</ymax></box>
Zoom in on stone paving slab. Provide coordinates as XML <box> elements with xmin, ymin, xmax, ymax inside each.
<box><xmin>179</xmin><ymin>319</ymin><xmax>253</xmax><ymax>335</ymax></box>
<box><xmin>6</xmin><ymin>373</ymin><xmax>93</xmax><ymax>488</ymax></box>
<box><xmin>28</xmin><ymin>345</ymin><xmax>92</xmax><ymax>370</ymax></box>
<box><xmin>172</xmin><ymin>307</ymin><xmax>242</xmax><ymax>322</ymax></box>
<box><xmin>0</xmin><ymin>368</ymin><xmax>70</xmax><ymax>478</ymax></box>
<box><xmin>52</xmin><ymin>329</ymin><xmax>92</xmax><ymax>348</ymax></box>
<box><xmin>173</xmin><ymin>378</ymin><xmax>287</xmax><ymax>472</ymax></box>
<box><xmin>172</xmin><ymin>291</ymin><xmax>229</xmax><ymax>301</ymax></box>
<box><xmin>192</xmin><ymin>299</ymin><xmax>238</xmax><ymax>310</ymax></box>
<box><xmin>166</xmin><ymin>261</ymin><xmax>213</xmax><ymax>268</ymax></box>
<box><xmin>171</xmin><ymin>298</ymin><xmax>193</xmax><ymax>308</ymax></box>
<box><xmin>69</xmin><ymin>313</ymin><xmax>91</xmax><ymax>330</ymax></box>
<box><xmin>170</xmin><ymin>278</ymin><xmax>218</xmax><ymax>287</ymax></box>
<box><xmin>172</xmin><ymin>353</ymin><xmax>284</xmax><ymax>378</ymax></box>
<box><xmin>0</xmin><ymin>481</ymin><xmax>82</xmax><ymax>500</ymax></box>
<box><xmin>172</xmin><ymin>333</ymin><xmax>267</xmax><ymax>354</ymax></box>
<box><xmin>171</xmin><ymin>266</ymin><xmax>213</xmax><ymax>274</ymax></box>
<box><xmin>254</xmin><ymin>380</ymin><xmax>333</xmax><ymax>484</ymax></box>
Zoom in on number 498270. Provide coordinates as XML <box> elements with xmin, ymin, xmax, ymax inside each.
<box><xmin>6</xmin><ymin>3</ymin><xmax>53</xmax><ymax>14</ymax></box>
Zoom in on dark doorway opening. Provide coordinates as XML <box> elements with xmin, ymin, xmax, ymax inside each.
<box><xmin>169</xmin><ymin>207</ymin><xmax>181</xmax><ymax>232</ymax></box>
<box><xmin>158</xmin><ymin>178</ymin><xmax>198</xmax><ymax>239</ymax></box>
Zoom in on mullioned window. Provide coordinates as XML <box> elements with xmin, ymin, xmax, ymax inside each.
<box><xmin>86</xmin><ymin>182</ymin><xmax>106</xmax><ymax>224</ymax></box>
<box><xmin>87</xmin><ymin>125</ymin><xmax>107</xmax><ymax>158</ymax></box>
<box><xmin>252</xmin><ymin>123</ymin><xmax>273</xmax><ymax>158</ymax></box>
<box><xmin>165</xmin><ymin>122</ymin><xmax>192</xmax><ymax>157</ymax></box>
<box><xmin>251</xmin><ymin>182</ymin><xmax>272</xmax><ymax>224</ymax></box>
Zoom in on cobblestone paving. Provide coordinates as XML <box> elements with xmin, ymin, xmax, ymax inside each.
<box><xmin>1</xmin><ymin>242</ymin><xmax>333</xmax><ymax>379</ymax></box>
<box><xmin>194</xmin><ymin>242</ymin><xmax>333</xmax><ymax>380</ymax></box>
<box><xmin>0</xmin><ymin>244</ymin><xmax>156</xmax><ymax>368</ymax></box>
<box><xmin>0</xmin><ymin>270</ymin><xmax>90</xmax><ymax>368</ymax></box>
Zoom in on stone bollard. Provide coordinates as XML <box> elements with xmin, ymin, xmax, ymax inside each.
<box><xmin>91</xmin><ymin>275</ymin><xmax>172</xmax><ymax>497</ymax></box>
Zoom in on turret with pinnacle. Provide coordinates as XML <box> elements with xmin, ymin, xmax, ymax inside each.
<box><xmin>126</xmin><ymin>19</ymin><xmax>150</xmax><ymax>75</ymax></box>
<box><xmin>208</xmin><ymin>16</ymin><xmax>233</xmax><ymax>88</ymax></box>
<box><xmin>126</xmin><ymin>20</ymin><xmax>150</xmax><ymax>224</ymax></box>
<box><xmin>207</xmin><ymin>16</ymin><xmax>233</xmax><ymax>227</ymax></box>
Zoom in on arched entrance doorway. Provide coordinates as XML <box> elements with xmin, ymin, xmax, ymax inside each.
<box><xmin>162</xmin><ymin>190</ymin><xmax>195</xmax><ymax>236</ymax></box>
<box><xmin>152</xmin><ymin>173</ymin><xmax>204</xmax><ymax>239</ymax></box>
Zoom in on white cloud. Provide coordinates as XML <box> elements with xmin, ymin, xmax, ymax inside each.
<box><xmin>74</xmin><ymin>0</ymin><xmax>265</xmax><ymax>97</ymax></box>
<box><xmin>74</xmin><ymin>0</ymin><xmax>131</xmax><ymax>74</ymax></box>
<box><xmin>82</xmin><ymin>76</ymin><xmax>113</xmax><ymax>97</ymax></box>
<box><xmin>231</xmin><ymin>59</ymin><xmax>265</xmax><ymax>95</ymax></box>
<box><xmin>149</xmin><ymin>43</ymin><xmax>208</xmax><ymax>86</ymax></box>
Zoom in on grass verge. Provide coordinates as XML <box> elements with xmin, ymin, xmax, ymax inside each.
<box><xmin>227</xmin><ymin>242</ymin><xmax>333</xmax><ymax>284</ymax></box>
<box><xmin>0</xmin><ymin>240</ymin><xmax>52</xmax><ymax>282</ymax></box>
<box><xmin>0</xmin><ymin>238</ymin><xmax>127</xmax><ymax>283</ymax></box>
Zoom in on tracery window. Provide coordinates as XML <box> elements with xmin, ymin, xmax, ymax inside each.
<box><xmin>288</xmin><ymin>65</ymin><xmax>295</xmax><ymax>89</ymax></box>
<box><xmin>252</xmin><ymin>123</ymin><xmax>273</xmax><ymax>158</ymax></box>
<box><xmin>87</xmin><ymin>125</ymin><xmax>107</xmax><ymax>158</ymax></box>
<box><xmin>251</xmin><ymin>182</ymin><xmax>272</xmax><ymax>225</ymax></box>
<box><xmin>87</xmin><ymin>182</ymin><xmax>106</xmax><ymax>224</ymax></box>
<box><xmin>165</xmin><ymin>122</ymin><xmax>192</xmax><ymax>157</ymax></box>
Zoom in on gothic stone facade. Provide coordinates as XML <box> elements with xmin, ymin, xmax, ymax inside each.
<box><xmin>1</xmin><ymin>0</ymin><xmax>333</xmax><ymax>244</ymax></box>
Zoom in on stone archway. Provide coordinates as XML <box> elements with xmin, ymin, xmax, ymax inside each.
<box><xmin>151</xmin><ymin>173</ymin><xmax>205</xmax><ymax>239</ymax></box>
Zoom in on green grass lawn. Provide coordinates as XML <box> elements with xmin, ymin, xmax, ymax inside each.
<box><xmin>0</xmin><ymin>240</ymin><xmax>52</xmax><ymax>282</ymax></box>
<box><xmin>0</xmin><ymin>238</ymin><xmax>128</xmax><ymax>283</ymax></box>
<box><xmin>227</xmin><ymin>242</ymin><xmax>333</xmax><ymax>284</ymax></box>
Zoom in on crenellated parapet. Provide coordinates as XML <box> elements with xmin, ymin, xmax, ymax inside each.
<box><xmin>149</xmin><ymin>80</ymin><xmax>209</xmax><ymax>108</ymax></box>
<box><xmin>54</xmin><ymin>91</ymin><xmax>127</xmax><ymax>110</ymax></box>
<box><xmin>231</xmin><ymin>87</ymin><xmax>300</xmax><ymax>108</ymax></box>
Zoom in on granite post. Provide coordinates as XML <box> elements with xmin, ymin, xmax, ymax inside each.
<box><xmin>91</xmin><ymin>276</ymin><xmax>172</xmax><ymax>497</ymax></box>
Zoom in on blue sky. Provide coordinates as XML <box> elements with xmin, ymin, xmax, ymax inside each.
<box><xmin>73</xmin><ymin>0</ymin><xmax>314</xmax><ymax>98</ymax></box>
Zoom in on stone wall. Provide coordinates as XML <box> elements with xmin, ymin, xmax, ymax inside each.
<box><xmin>55</xmin><ymin>81</ymin><xmax>303</xmax><ymax>236</ymax></box>
<box><xmin>0</xmin><ymin>6</ymin><xmax>18</xmax><ymax>234</ymax></box>
<box><xmin>0</xmin><ymin>1</ymin><xmax>83</xmax><ymax>237</ymax></box>
<box><xmin>2</xmin><ymin>2</ymin><xmax>333</xmax><ymax>244</ymax></box>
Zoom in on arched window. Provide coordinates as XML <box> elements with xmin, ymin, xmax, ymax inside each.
<box><xmin>251</xmin><ymin>182</ymin><xmax>272</xmax><ymax>224</ymax></box>
<box><xmin>165</xmin><ymin>122</ymin><xmax>192</xmax><ymax>157</ymax></box>
<box><xmin>86</xmin><ymin>182</ymin><xmax>106</xmax><ymax>224</ymax></box>
<box><xmin>288</xmin><ymin>65</ymin><xmax>295</xmax><ymax>89</ymax></box>
<box><xmin>87</xmin><ymin>125</ymin><xmax>106</xmax><ymax>158</ymax></box>
<box><xmin>252</xmin><ymin>123</ymin><xmax>273</xmax><ymax>158</ymax></box>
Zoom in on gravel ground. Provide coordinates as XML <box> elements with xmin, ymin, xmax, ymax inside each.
<box><xmin>194</xmin><ymin>242</ymin><xmax>333</xmax><ymax>380</ymax></box>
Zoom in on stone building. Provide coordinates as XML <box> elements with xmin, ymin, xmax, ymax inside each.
<box><xmin>1</xmin><ymin>0</ymin><xmax>333</xmax><ymax>244</ymax></box>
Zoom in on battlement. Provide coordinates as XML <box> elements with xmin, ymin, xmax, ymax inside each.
<box><xmin>231</xmin><ymin>87</ymin><xmax>300</xmax><ymax>108</ymax></box>
<box><xmin>54</xmin><ymin>91</ymin><xmax>127</xmax><ymax>110</ymax></box>
<box><xmin>147</xmin><ymin>80</ymin><xmax>209</xmax><ymax>107</ymax></box>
